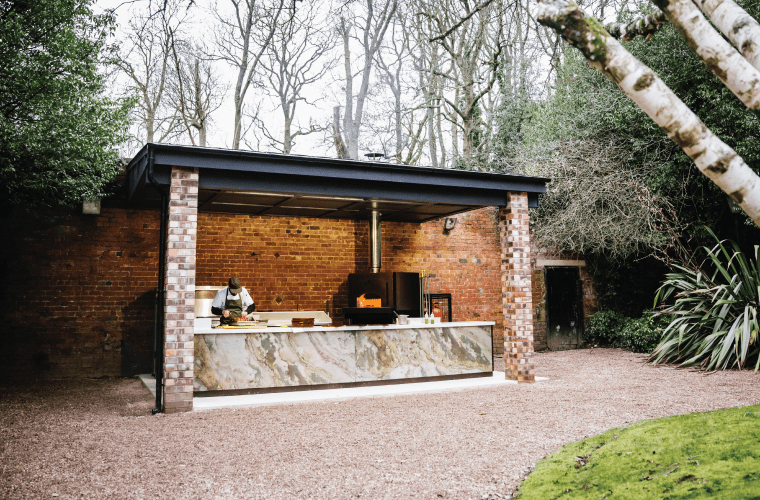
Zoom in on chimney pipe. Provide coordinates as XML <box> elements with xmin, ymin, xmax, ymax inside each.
<box><xmin>369</xmin><ymin>210</ymin><xmax>382</xmax><ymax>273</ymax></box>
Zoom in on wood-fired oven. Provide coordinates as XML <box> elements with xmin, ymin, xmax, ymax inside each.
<box><xmin>343</xmin><ymin>272</ymin><xmax>421</xmax><ymax>324</ymax></box>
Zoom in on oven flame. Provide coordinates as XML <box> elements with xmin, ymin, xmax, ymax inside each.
<box><xmin>356</xmin><ymin>294</ymin><xmax>382</xmax><ymax>308</ymax></box>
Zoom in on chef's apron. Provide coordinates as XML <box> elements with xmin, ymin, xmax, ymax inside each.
<box><xmin>220</xmin><ymin>289</ymin><xmax>243</xmax><ymax>325</ymax></box>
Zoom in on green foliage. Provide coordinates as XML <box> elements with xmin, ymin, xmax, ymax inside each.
<box><xmin>496</xmin><ymin>0</ymin><xmax>760</xmax><ymax>314</ymax></box>
<box><xmin>619</xmin><ymin>314</ymin><xmax>667</xmax><ymax>353</ymax></box>
<box><xmin>586</xmin><ymin>308</ymin><xmax>666</xmax><ymax>353</ymax></box>
<box><xmin>587</xmin><ymin>254</ymin><xmax>669</xmax><ymax>316</ymax></box>
<box><xmin>585</xmin><ymin>309</ymin><xmax>630</xmax><ymax>346</ymax></box>
<box><xmin>515</xmin><ymin>404</ymin><xmax>760</xmax><ymax>499</ymax></box>
<box><xmin>651</xmin><ymin>232</ymin><xmax>760</xmax><ymax>370</ymax></box>
<box><xmin>0</xmin><ymin>0</ymin><xmax>132</xmax><ymax>211</ymax></box>
<box><xmin>504</xmin><ymin>0</ymin><xmax>760</xmax><ymax>262</ymax></box>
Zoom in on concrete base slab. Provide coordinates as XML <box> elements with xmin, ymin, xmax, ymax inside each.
<box><xmin>192</xmin><ymin>372</ymin><xmax>549</xmax><ymax>411</ymax></box>
<box><xmin>138</xmin><ymin>373</ymin><xmax>156</xmax><ymax>398</ymax></box>
<box><xmin>136</xmin><ymin>372</ymin><xmax>549</xmax><ymax>411</ymax></box>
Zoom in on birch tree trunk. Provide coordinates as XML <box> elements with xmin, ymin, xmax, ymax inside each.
<box><xmin>537</xmin><ymin>0</ymin><xmax>760</xmax><ymax>226</ymax></box>
<box><xmin>606</xmin><ymin>0</ymin><xmax>760</xmax><ymax>75</ymax></box>
<box><xmin>652</xmin><ymin>0</ymin><xmax>760</xmax><ymax>111</ymax></box>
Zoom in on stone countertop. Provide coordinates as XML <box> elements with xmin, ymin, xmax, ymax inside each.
<box><xmin>194</xmin><ymin>321</ymin><xmax>495</xmax><ymax>335</ymax></box>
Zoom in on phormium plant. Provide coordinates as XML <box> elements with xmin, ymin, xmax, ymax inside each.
<box><xmin>650</xmin><ymin>231</ymin><xmax>760</xmax><ymax>370</ymax></box>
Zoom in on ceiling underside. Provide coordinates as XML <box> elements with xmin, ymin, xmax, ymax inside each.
<box><xmin>196</xmin><ymin>189</ymin><xmax>479</xmax><ymax>222</ymax></box>
<box><xmin>126</xmin><ymin>144</ymin><xmax>549</xmax><ymax>223</ymax></box>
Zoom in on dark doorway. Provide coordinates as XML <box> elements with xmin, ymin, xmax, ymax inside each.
<box><xmin>546</xmin><ymin>267</ymin><xmax>583</xmax><ymax>350</ymax></box>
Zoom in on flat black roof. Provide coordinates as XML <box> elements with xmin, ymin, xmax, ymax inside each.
<box><xmin>127</xmin><ymin>143</ymin><xmax>549</xmax><ymax>222</ymax></box>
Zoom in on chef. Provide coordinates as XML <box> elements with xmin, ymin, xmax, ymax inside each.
<box><xmin>211</xmin><ymin>277</ymin><xmax>256</xmax><ymax>325</ymax></box>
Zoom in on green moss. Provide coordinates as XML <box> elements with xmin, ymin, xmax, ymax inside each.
<box><xmin>585</xmin><ymin>17</ymin><xmax>610</xmax><ymax>62</ymax></box>
<box><xmin>515</xmin><ymin>405</ymin><xmax>760</xmax><ymax>499</ymax></box>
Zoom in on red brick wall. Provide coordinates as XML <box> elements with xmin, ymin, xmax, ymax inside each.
<box><xmin>0</xmin><ymin>207</ymin><xmax>160</xmax><ymax>379</ymax></box>
<box><xmin>0</xmin><ymin>204</ymin><xmax>508</xmax><ymax>380</ymax></box>
<box><xmin>530</xmin><ymin>235</ymin><xmax>599</xmax><ymax>351</ymax></box>
<box><xmin>163</xmin><ymin>166</ymin><xmax>198</xmax><ymax>413</ymax></box>
<box><xmin>500</xmin><ymin>194</ymin><xmax>535</xmax><ymax>382</ymax></box>
<box><xmin>195</xmin><ymin>207</ymin><xmax>506</xmax><ymax>354</ymax></box>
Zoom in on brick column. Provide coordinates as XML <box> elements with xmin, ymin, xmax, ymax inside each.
<box><xmin>500</xmin><ymin>192</ymin><xmax>535</xmax><ymax>382</ymax></box>
<box><xmin>163</xmin><ymin>166</ymin><xmax>198</xmax><ymax>413</ymax></box>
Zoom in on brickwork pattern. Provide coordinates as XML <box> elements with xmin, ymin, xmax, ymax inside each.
<box><xmin>163</xmin><ymin>167</ymin><xmax>198</xmax><ymax>413</ymax></box>
<box><xmin>1</xmin><ymin>203</ymin><xmax>509</xmax><ymax>380</ymax></box>
<box><xmin>195</xmin><ymin>207</ymin><xmax>506</xmax><ymax>355</ymax></box>
<box><xmin>531</xmin><ymin>269</ymin><xmax>547</xmax><ymax>351</ymax></box>
<box><xmin>500</xmin><ymin>193</ymin><xmax>535</xmax><ymax>382</ymax></box>
<box><xmin>0</xmin><ymin>207</ymin><xmax>160</xmax><ymax>379</ymax></box>
<box><xmin>382</xmin><ymin>207</ymin><xmax>505</xmax><ymax>355</ymax></box>
<box><xmin>529</xmin><ymin>234</ymin><xmax>599</xmax><ymax>351</ymax></box>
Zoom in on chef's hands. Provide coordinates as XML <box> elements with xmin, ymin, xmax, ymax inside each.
<box><xmin>222</xmin><ymin>310</ymin><xmax>230</xmax><ymax>318</ymax></box>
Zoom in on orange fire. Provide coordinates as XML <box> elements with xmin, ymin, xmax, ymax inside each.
<box><xmin>357</xmin><ymin>294</ymin><xmax>382</xmax><ymax>308</ymax></box>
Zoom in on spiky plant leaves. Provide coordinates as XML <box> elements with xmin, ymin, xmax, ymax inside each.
<box><xmin>651</xmin><ymin>229</ymin><xmax>760</xmax><ymax>370</ymax></box>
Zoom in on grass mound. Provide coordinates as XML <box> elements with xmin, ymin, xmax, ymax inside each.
<box><xmin>515</xmin><ymin>405</ymin><xmax>760</xmax><ymax>499</ymax></box>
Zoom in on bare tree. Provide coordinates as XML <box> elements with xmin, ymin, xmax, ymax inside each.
<box><xmin>413</xmin><ymin>14</ymin><xmax>445</xmax><ymax>167</ymax></box>
<box><xmin>117</xmin><ymin>0</ymin><xmax>187</xmax><ymax>146</ymax></box>
<box><xmin>513</xmin><ymin>137</ymin><xmax>678</xmax><ymax>258</ymax></box>
<box><xmin>169</xmin><ymin>40</ymin><xmax>226</xmax><ymax>147</ymax></box>
<box><xmin>420</xmin><ymin>0</ymin><xmax>505</xmax><ymax>167</ymax></box>
<box><xmin>371</xmin><ymin>5</ymin><xmax>427</xmax><ymax>164</ymax></box>
<box><xmin>212</xmin><ymin>0</ymin><xmax>286</xmax><ymax>149</ymax></box>
<box><xmin>332</xmin><ymin>0</ymin><xmax>399</xmax><ymax>159</ymax></box>
<box><xmin>537</xmin><ymin>0</ymin><xmax>760</xmax><ymax>226</ymax></box>
<box><xmin>253</xmin><ymin>0</ymin><xmax>336</xmax><ymax>153</ymax></box>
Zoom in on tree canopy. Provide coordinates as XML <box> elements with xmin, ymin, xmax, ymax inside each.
<box><xmin>0</xmin><ymin>0</ymin><xmax>131</xmax><ymax>212</ymax></box>
<box><xmin>495</xmin><ymin>0</ymin><xmax>760</xmax><ymax>314</ymax></box>
<box><xmin>505</xmin><ymin>0</ymin><xmax>760</xmax><ymax>258</ymax></box>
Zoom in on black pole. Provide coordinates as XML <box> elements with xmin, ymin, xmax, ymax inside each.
<box><xmin>147</xmin><ymin>146</ymin><xmax>168</xmax><ymax>415</ymax></box>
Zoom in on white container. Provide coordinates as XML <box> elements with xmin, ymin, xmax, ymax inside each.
<box><xmin>194</xmin><ymin>317</ymin><xmax>212</xmax><ymax>329</ymax></box>
<box><xmin>407</xmin><ymin>317</ymin><xmax>425</xmax><ymax>325</ymax></box>
<box><xmin>396</xmin><ymin>315</ymin><xmax>409</xmax><ymax>325</ymax></box>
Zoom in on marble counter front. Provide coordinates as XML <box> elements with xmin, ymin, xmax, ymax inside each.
<box><xmin>193</xmin><ymin>322</ymin><xmax>494</xmax><ymax>394</ymax></box>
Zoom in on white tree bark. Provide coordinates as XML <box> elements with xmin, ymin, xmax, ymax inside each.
<box><xmin>605</xmin><ymin>0</ymin><xmax>760</xmax><ymax>73</ymax></box>
<box><xmin>654</xmin><ymin>0</ymin><xmax>760</xmax><ymax>111</ymax></box>
<box><xmin>695</xmin><ymin>0</ymin><xmax>760</xmax><ymax>72</ymax></box>
<box><xmin>605</xmin><ymin>9</ymin><xmax>669</xmax><ymax>40</ymax></box>
<box><xmin>537</xmin><ymin>0</ymin><xmax>760</xmax><ymax>226</ymax></box>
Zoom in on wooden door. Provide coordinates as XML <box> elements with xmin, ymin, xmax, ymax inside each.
<box><xmin>546</xmin><ymin>267</ymin><xmax>583</xmax><ymax>350</ymax></box>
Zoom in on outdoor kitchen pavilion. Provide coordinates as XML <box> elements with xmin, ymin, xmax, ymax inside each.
<box><xmin>126</xmin><ymin>143</ymin><xmax>549</xmax><ymax>413</ymax></box>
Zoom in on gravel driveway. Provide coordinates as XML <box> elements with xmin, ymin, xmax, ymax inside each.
<box><xmin>2</xmin><ymin>348</ymin><xmax>759</xmax><ymax>500</ymax></box>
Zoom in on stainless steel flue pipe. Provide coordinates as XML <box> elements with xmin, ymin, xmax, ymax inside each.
<box><xmin>369</xmin><ymin>210</ymin><xmax>381</xmax><ymax>273</ymax></box>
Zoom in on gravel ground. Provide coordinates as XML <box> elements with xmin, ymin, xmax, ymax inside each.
<box><xmin>2</xmin><ymin>348</ymin><xmax>759</xmax><ymax>500</ymax></box>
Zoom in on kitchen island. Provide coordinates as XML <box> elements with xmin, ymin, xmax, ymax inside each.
<box><xmin>193</xmin><ymin>322</ymin><xmax>494</xmax><ymax>395</ymax></box>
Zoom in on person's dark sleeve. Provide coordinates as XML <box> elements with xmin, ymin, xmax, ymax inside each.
<box><xmin>211</xmin><ymin>306</ymin><xmax>224</xmax><ymax>315</ymax></box>
<box><xmin>246</xmin><ymin>303</ymin><xmax>256</xmax><ymax>313</ymax></box>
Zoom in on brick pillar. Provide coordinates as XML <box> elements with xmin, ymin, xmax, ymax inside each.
<box><xmin>163</xmin><ymin>166</ymin><xmax>198</xmax><ymax>413</ymax></box>
<box><xmin>500</xmin><ymin>192</ymin><xmax>535</xmax><ymax>382</ymax></box>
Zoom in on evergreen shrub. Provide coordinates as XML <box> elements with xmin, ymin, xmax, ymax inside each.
<box><xmin>618</xmin><ymin>314</ymin><xmax>667</xmax><ymax>353</ymax></box>
<box><xmin>584</xmin><ymin>310</ymin><xmax>630</xmax><ymax>346</ymax></box>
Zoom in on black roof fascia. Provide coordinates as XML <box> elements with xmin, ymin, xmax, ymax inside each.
<box><xmin>127</xmin><ymin>143</ymin><xmax>549</xmax><ymax>207</ymax></box>
<box><xmin>200</xmin><ymin>169</ymin><xmax>508</xmax><ymax>206</ymax></box>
